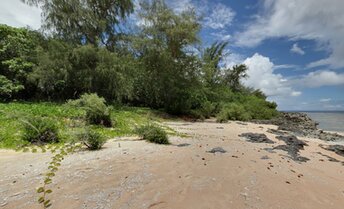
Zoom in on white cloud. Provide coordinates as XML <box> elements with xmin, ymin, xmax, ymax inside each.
<box><xmin>222</xmin><ymin>53</ymin><xmax>244</xmax><ymax>69</ymax></box>
<box><xmin>297</xmin><ymin>70</ymin><xmax>344</xmax><ymax>87</ymax></box>
<box><xmin>0</xmin><ymin>0</ymin><xmax>42</xmax><ymax>29</ymax></box>
<box><xmin>242</xmin><ymin>53</ymin><xmax>300</xmax><ymax>97</ymax></box>
<box><xmin>235</xmin><ymin>0</ymin><xmax>344</xmax><ymax>69</ymax></box>
<box><xmin>168</xmin><ymin>0</ymin><xmax>195</xmax><ymax>14</ymax></box>
<box><xmin>290</xmin><ymin>43</ymin><xmax>305</xmax><ymax>55</ymax></box>
<box><xmin>204</xmin><ymin>3</ymin><xmax>235</xmax><ymax>30</ymax></box>
<box><xmin>210</xmin><ymin>31</ymin><xmax>231</xmax><ymax>42</ymax></box>
<box><xmin>168</xmin><ymin>1</ymin><xmax>235</xmax><ymax>30</ymax></box>
<box><xmin>273</xmin><ymin>64</ymin><xmax>297</xmax><ymax>70</ymax></box>
<box><xmin>320</xmin><ymin>98</ymin><xmax>332</xmax><ymax>102</ymax></box>
<box><xmin>291</xmin><ymin>91</ymin><xmax>302</xmax><ymax>97</ymax></box>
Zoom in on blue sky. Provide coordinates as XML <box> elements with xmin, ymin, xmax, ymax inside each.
<box><xmin>1</xmin><ymin>0</ymin><xmax>344</xmax><ymax>111</ymax></box>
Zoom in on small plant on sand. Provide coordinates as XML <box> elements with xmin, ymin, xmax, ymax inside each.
<box><xmin>77</xmin><ymin>128</ymin><xmax>107</xmax><ymax>150</ymax></box>
<box><xmin>22</xmin><ymin>116</ymin><xmax>60</xmax><ymax>144</ymax></box>
<box><xmin>136</xmin><ymin>124</ymin><xmax>169</xmax><ymax>144</ymax></box>
<box><xmin>67</xmin><ymin>93</ymin><xmax>112</xmax><ymax>127</ymax></box>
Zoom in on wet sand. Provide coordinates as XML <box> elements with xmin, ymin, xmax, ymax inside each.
<box><xmin>0</xmin><ymin>121</ymin><xmax>343</xmax><ymax>209</ymax></box>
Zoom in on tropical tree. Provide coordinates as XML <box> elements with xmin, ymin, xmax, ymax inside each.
<box><xmin>202</xmin><ymin>41</ymin><xmax>229</xmax><ymax>86</ymax></box>
<box><xmin>22</xmin><ymin>0</ymin><xmax>134</xmax><ymax>50</ymax></box>
<box><xmin>224</xmin><ymin>64</ymin><xmax>248</xmax><ymax>91</ymax></box>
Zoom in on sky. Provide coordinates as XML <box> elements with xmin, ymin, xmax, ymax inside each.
<box><xmin>1</xmin><ymin>0</ymin><xmax>344</xmax><ymax>111</ymax></box>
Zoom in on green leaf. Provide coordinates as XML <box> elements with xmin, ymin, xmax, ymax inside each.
<box><xmin>37</xmin><ymin>187</ymin><xmax>45</xmax><ymax>193</ymax></box>
<box><xmin>44</xmin><ymin>178</ymin><xmax>52</xmax><ymax>184</ymax></box>
<box><xmin>43</xmin><ymin>200</ymin><xmax>51</xmax><ymax>207</ymax></box>
<box><xmin>38</xmin><ymin>196</ymin><xmax>44</xmax><ymax>203</ymax></box>
<box><xmin>45</xmin><ymin>189</ymin><xmax>52</xmax><ymax>194</ymax></box>
<box><xmin>46</xmin><ymin>172</ymin><xmax>55</xmax><ymax>177</ymax></box>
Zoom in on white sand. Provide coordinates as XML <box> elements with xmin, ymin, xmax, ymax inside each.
<box><xmin>0</xmin><ymin>121</ymin><xmax>343</xmax><ymax>209</ymax></box>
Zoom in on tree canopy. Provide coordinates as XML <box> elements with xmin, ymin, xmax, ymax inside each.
<box><xmin>1</xmin><ymin>0</ymin><xmax>278</xmax><ymax>120</ymax></box>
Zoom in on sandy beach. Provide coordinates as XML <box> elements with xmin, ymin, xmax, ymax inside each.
<box><xmin>0</xmin><ymin>121</ymin><xmax>343</xmax><ymax>209</ymax></box>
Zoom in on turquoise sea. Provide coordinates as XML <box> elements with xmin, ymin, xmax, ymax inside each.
<box><xmin>302</xmin><ymin>111</ymin><xmax>344</xmax><ymax>132</ymax></box>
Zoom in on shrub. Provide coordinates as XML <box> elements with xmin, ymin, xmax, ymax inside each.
<box><xmin>136</xmin><ymin>124</ymin><xmax>169</xmax><ymax>144</ymax></box>
<box><xmin>190</xmin><ymin>101</ymin><xmax>217</xmax><ymax>120</ymax></box>
<box><xmin>67</xmin><ymin>93</ymin><xmax>112</xmax><ymax>127</ymax></box>
<box><xmin>77</xmin><ymin>128</ymin><xmax>106</xmax><ymax>150</ymax></box>
<box><xmin>22</xmin><ymin>116</ymin><xmax>59</xmax><ymax>144</ymax></box>
<box><xmin>216</xmin><ymin>103</ymin><xmax>252</xmax><ymax>122</ymax></box>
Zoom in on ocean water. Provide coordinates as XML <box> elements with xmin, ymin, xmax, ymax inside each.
<box><xmin>302</xmin><ymin>112</ymin><xmax>344</xmax><ymax>132</ymax></box>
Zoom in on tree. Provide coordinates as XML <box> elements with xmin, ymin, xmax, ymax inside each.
<box><xmin>133</xmin><ymin>0</ymin><xmax>203</xmax><ymax>113</ymax></box>
<box><xmin>0</xmin><ymin>24</ymin><xmax>39</xmax><ymax>100</ymax></box>
<box><xmin>22</xmin><ymin>0</ymin><xmax>134</xmax><ymax>50</ymax></box>
<box><xmin>202</xmin><ymin>41</ymin><xmax>229</xmax><ymax>86</ymax></box>
<box><xmin>224</xmin><ymin>64</ymin><xmax>248</xmax><ymax>91</ymax></box>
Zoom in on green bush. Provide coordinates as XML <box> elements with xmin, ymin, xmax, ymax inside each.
<box><xmin>242</xmin><ymin>96</ymin><xmax>279</xmax><ymax>120</ymax></box>
<box><xmin>77</xmin><ymin>128</ymin><xmax>106</xmax><ymax>150</ymax></box>
<box><xmin>190</xmin><ymin>101</ymin><xmax>218</xmax><ymax>120</ymax></box>
<box><xmin>136</xmin><ymin>124</ymin><xmax>169</xmax><ymax>144</ymax></box>
<box><xmin>22</xmin><ymin>116</ymin><xmax>59</xmax><ymax>144</ymax></box>
<box><xmin>216</xmin><ymin>103</ymin><xmax>252</xmax><ymax>122</ymax></box>
<box><xmin>67</xmin><ymin>93</ymin><xmax>112</xmax><ymax>127</ymax></box>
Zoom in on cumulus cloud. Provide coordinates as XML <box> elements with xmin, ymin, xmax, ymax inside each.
<box><xmin>0</xmin><ymin>0</ymin><xmax>42</xmax><ymax>29</ymax></box>
<box><xmin>235</xmin><ymin>0</ymin><xmax>344</xmax><ymax>69</ymax></box>
<box><xmin>290</xmin><ymin>43</ymin><xmax>305</xmax><ymax>55</ymax></box>
<box><xmin>242</xmin><ymin>53</ymin><xmax>300</xmax><ymax>97</ymax></box>
<box><xmin>297</xmin><ymin>70</ymin><xmax>344</xmax><ymax>87</ymax></box>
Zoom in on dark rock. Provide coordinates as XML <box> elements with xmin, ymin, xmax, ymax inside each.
<box><xmin>319</xmin><ymin>144</ymin><xmax>344</xmax><ymax>157</ymax></box>
<box><xmin>253</xmin><ymin>112</ymin><xmax>344</xmax><ymax>142</ymax></box>
<box><xmin>207</xmin><ymin>147</ymin><xmax>227</xmax><ymax>154</ymax></box>
<box><xmin>274</xmin><ymin>135</ymin><xmax>309</xmax><ymax>162</ymax></box>
<box><xmin>316</xmin><ymin>151</ymin><xmax>341</xmax><ymax>162</ymax></box>
<box><xmin>263</xmin><ymin>148</ymin><xmax>276</xmax><ymax>153</ymax></box>
<box><xmin>239</xmin><ymin>133</ymin><xmax>275</xmax><ymax>144</ymax></box>
<box><xmin>267</xmin><ymin>129</ymin><xmax>287</xmax><ymax>136</ymax></box>
<box><xmin>261</xmin><ymin>155</ymin><xmax>270</xmax><ymax>160</ymax></box>
<box><xmin>177</xmin><ymin>143</ymin><xmax>191</xmax><ymax>147</ymax></box>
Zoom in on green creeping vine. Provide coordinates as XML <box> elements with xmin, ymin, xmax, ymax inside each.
<box><xmin>36</xmin><ymin>143</ymin><xmax>81</xmax><ymax>208</ymax></box>
<box><xmin>16</xmin><ymin>143</ymin><xmax>81</xmax><ymax>208</ymax></box>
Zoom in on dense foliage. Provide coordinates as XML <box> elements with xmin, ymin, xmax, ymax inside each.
<box><xmin>1</xmin><ymin>0</ymin><xmax>279</xmax><ymax>121</ymax></box>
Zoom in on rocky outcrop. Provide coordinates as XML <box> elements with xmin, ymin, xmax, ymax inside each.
<box><xmin>239</xmin><ymin>133</ymin><xmax>275</xmax><ymax>144</ymax></box>
<box><xmin>254</xmin><ymin>112</ymin><xmax>344</xmax><ymax>142</ymax></box>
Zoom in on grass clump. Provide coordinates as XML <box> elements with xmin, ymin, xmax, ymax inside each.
<box><xmin>67</xmin><ymin>93</ymin><xmax>112</xmax><ymax>127</ymax></box>
<box><xmin>22</xmin><ymin>116</ymin><xmax>59</xmax><ymax>144</ymax></box>
<box><xmin>77</xmin><ymin>128</ymin><xmax>106</xmax><ymax>150</ymax></box>
<box><xmin>136</xmin><ymin>124</ymin><xmax>169</xmax><ymax>145</ymax></box>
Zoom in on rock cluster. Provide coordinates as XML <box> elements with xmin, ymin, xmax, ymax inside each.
<box><xmin>254</xmin><ymin>112</ymin><xmax>344</xmax><ymax>142</ymax></box>
<box><xmin>274</xmin><ymin>135</ymin><xmax>309</xmax><ymax>162</ymax></box>
<box><xmin>239</xmin><ymin>133</ymin><xmax>275</xmax><ymax>144</ymax></box>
